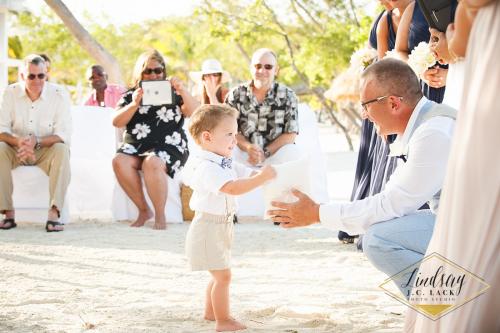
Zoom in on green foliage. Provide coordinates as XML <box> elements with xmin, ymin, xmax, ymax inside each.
<box><xmin>8</xmin><ymin>0</ymin><xmax>370</xmax><ymax>97</ymax></box>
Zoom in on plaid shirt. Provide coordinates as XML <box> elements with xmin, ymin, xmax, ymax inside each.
<box><xmin>225</xmin><ymin>81</ymin><xmax>298</xmax><ymax>148</ymax></box>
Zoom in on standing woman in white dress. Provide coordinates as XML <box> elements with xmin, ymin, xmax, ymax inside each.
<box><xmin>404</xmin><ymin>1</ymin><xmax>500</xmax><ymax>332</ymax></box>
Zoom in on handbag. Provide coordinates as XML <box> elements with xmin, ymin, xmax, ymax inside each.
<box><xmin>417</xmin><ymin>0</ymin><xmax>454</xmax><ymax>32</ymax></box>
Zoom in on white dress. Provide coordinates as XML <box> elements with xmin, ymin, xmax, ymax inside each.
<box><xmin>441</xmin><ymin>61</ymin><xmax>465</xmax><ymax>110</ymax></box>
<box><xmin>404</xmin><ymin>2</ymin><xmax>500</xmax><ymax>332</ymax></box>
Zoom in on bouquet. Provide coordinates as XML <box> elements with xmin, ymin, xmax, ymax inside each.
<box><xmin>384</xmin><ymin>49</ymin><xmax>401</xmax><ymax>60</ymax></box>
<box><xmin>350</xmin><ymin>47</ymin><xmax>378</xmax><ymax>73</ymax></box>
<box><xmin>407</xmin><ymin>41</ymin><xmax>436</xmax><ymax>78</ymax></box>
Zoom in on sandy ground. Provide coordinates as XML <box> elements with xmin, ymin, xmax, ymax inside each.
<box><xmin>0</xmin><ymin>219</ymin><xmax>405</xmax><ymax>333</ymax></box>
<box><xmin>0</xmin><ymin>128</ymin><xmax>406</xmax><ymax>332</ymax></box>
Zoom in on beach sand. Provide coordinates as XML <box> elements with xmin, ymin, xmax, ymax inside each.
<box><xmin>0</xmin><ymin>218</ymin><xmax>405</xmax><ymax>333</ymax></box>
<box><xmin>0</xmin><ymin>128</ymin><xmax>406</xmax><ymax>332</ymax></box>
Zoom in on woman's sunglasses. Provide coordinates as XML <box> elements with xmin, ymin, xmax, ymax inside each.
<box><xmin>143</xmin><ymin>67</ymin><xmax>164</xmax><ymax>75</ymax></box>
<box><xmin>27</xmin><ymin>73</ymin><xmax>46</xmax><ymax>80</ymax></box>
<box><xmin>202</xmin><ymin>73</ymin><xmax>222</xmax><ymax>79</ymax></box>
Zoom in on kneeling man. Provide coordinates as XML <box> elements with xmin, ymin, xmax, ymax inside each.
<box><xmin>268</xmin><ymin>58</ymin><xmax>456</xmax><ymax>297</ymax></box>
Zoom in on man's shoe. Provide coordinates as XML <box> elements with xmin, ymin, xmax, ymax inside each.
<box><xmin>0</xmin><ymin>218</ymin><xmax>16</xmax><ymax>230</ymax></box>
<box><xmin>338</xmin><ymin>230</ymin><xmax>358</xmax><ymax>244</ymax></box>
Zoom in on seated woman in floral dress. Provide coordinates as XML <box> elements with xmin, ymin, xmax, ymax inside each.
<box><xmin>112</xmin><ymin>49</ymin><xmax>199</xmax><ymax>230</ymax></box>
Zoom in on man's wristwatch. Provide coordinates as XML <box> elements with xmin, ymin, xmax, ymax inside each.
<box><xmin>264</xmin><ymin>148</ymin><xmax>271</xmax><ymax>158</ymax></box>
<box><xmin>35</xmin><ymin>136</ymin><xmax>42</xmax><ymax>151</ymax></box>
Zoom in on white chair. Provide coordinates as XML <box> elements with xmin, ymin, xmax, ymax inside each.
<box><xmin>12</xmin><ymin>166</ymin><xmax>70</xmax><ymax>223</ymax></box>
<box><xmin>111</xmin><ymin>173</ymin><xmax>183</xmax><ymax>223</ymax></box>
<box><xmin>68</xmin><ymin>106</ymin><xmax>116</xmax><ymax>219</ymax></box>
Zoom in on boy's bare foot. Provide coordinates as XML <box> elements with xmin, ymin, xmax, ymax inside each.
<box><xmin>204</xmin><ymin>315</ymin><xmax>235</xmax><ymax>321</ymax></box>
<box><xmin>130</xmin><ymin>209</ymin><xmax>153</xmax><ymax>227</ymax></box>
<box><xmin>152</xmin><ymin>215</ymin><xmax>167</xmax><ymax>230</ymax></box>
<box><xmin>216</xmin><ymin>319</ymin><xmax>246</xmax><ymax>332</ymax></box>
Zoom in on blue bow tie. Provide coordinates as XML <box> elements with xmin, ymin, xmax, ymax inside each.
<box><xmin>221</xmin><ymin>157</ymin><xmax>232</xmax><ymax>169</ymax></box>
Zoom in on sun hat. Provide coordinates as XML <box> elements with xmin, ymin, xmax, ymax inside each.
<box><xmin>189</xmin><ymin>59</ymin><xmax>231</xmax><ymax>83</ymax></box>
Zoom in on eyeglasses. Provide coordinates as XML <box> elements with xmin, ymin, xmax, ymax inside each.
<box><xmin>202</xmin><ymin>73</ymin><xmax>222</xmax><ymax>79</ymax></box>
<box><xmin>27</xmin><ymin>73</ymin><xmax>46</xmax><ymax>80</ymax></box>
<box><xmin>360</xmin><ymin>95</ymin><xmax>392</xmax><ymax>112</ymax></box>
<box><xmin>143</xmin><ymin>67</ymin><xmax>164</xmax><ymax>75</ymax></box>
<box><xmin>253</xmin><ymin>63</ymin><xmax>274</xmax><ymax>70</ymax></box>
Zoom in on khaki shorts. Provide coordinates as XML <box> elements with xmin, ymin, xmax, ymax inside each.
<box><xmin>185</xmin><ymin>212</ymin><xmax>234</xmax><ymax>271</ymax></box>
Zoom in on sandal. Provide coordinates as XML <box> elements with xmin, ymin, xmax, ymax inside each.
<box><xmin>46</xmin><ymin>221</ymin><xmax>64</xmax><ymax>232</ymax></box>
<box><xmin>0</xmin><ymin>218</ymin><xmax>16</xmax><ymax>230</ymax></box>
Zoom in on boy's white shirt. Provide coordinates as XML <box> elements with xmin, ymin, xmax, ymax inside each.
<box><xmin>183</xmin><ymin>149</ymin><xmax>253</xmax><ymax>215</ymax></box>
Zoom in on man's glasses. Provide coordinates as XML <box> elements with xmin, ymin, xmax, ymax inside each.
<box><xmin>253</xmin><ymin>63</ymin><xmax>274</xmax><ymax>70</ymax></box>
<box><xmin>360</xmin><ymin>95</ymin><xmax>391</xmax><ymax>112</ymax></box>
<box><xmin>143</xmin><ymin>67</ymin><xmax>164</xmax><ymax>75</ymax></box>
<box><xmin>27</xmin><ymin>73</ymin><xmax>46</xmax><ymax>80</ymax></box>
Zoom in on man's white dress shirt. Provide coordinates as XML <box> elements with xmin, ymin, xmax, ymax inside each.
<box><xmin>319</xmin><ymin>97</ymin><xmax>456</xmax><ymax>235</ymax></box>
<box><xmin>0</xmin><ymin>82</ymin><xmax>72</xmax><ymax>144</ymax></box>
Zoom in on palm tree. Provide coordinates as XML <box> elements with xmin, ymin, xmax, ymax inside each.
<box><xmin>43</xmin><ymin>0</ymin><xmax>124</xmax><ymax>85</ymax></box>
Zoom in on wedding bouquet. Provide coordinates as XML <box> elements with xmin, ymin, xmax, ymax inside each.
<box><xmin>384</xmin><ymin>49</ymin><xmax>401</xmax><ymax>60</ymax></box>
<box><xmin>408</xmin><ymin>41</ymin><xmax>436</xmax><ymax>78</ymax></box>
<box><xmin>350</xmin><ymin>47</ymin><xmax>378</xmax><ymax>73</ymax></box>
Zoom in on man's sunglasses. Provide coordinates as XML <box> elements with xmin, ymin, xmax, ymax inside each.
<box><xmin>143</xmin><ymin>67</ymin><xmax>164</xmax><ymax>75</ymax></box>
<box><xmin>253</xmin><ymin>64</ymin><xmax>274</xmax><ymax>70</ymax></box>
<box><xmin>27</xmin><ymin>73</ymin><xmax>46</xmax><ymax>80</ymax></box>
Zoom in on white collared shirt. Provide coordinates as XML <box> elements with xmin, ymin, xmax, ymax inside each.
<box><xmin>184</xmin><ymin>150</ymin><xmax>253</xmax><ymax>215</ymax></box>
<box><xmin>319</xmin><ymin>97</ymin><xmax>455</xmax><ymax>235</ymax></box>
<box><xmin>0</xmin><ymin>82</ymin><xmax>72</xmax><ymax>144</ymax></box>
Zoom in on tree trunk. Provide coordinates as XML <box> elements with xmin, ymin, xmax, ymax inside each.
<box><xmin>44</xmin><ymin>0</ymin><xmax>123</xmax><ymax>85</ymax></box>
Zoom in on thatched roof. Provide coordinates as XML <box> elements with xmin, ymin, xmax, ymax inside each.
<box><xmin>324</xmin><ymin>67</ymin><xmax>361</xmax><ymax>103</ymax></box>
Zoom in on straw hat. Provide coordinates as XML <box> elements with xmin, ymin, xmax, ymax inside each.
<box><xmin>189</xmin><ymin>59</ymin><xmax>231</xmax><ymax>84</ymax></box>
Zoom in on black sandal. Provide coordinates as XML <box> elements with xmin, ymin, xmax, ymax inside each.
<box><xmin>46</xmin><ymin>221</ymin><xmax>64</xmax><ymax>232</ymax></box>
<box><xmin>0</xmin><ymin>218</ymin><xmax>16</xmax><ymax>230</ymax></box>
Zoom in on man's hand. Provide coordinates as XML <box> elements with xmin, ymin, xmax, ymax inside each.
<box><xmin>267</xmin><ymin>189</ymin><xmax>321</xmax><ymax>228</ymax></box>
<box><xmin>246</xmin><ymin>143</ymin><xmax>264</xmax><ymax>166</ymax></box>
<box><xmin>16</xmin><ymin>136</ymin><xmax>36</xmax><ymax>163</ymax></box>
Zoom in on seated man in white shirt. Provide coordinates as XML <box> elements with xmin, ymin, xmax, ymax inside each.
<box><xmin>0</xmin><ymin>54</ymin><xmax>72</xmax><ymax>232</ymax></box>
<box><xmin>268</xmin><ymin>58</ymin><xmax>456</xmax><ymax>298</ymax></box>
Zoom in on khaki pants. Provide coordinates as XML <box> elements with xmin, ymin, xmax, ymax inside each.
<box><xmin>0</xmin><ymin>142</ymin><xmax>71</xmax><ymax>213</ymax></box>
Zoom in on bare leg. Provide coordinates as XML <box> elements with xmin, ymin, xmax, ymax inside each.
<box><xmin>204</xmin><ymin>279</ymin><xmax>215</xmax><ymax>321</ymax></box>
<box><xmin>205</xmin><ymin>278</ymin><xmax>234</xmax><ymax>322</ymax></box>
<box><xmin>113</xmin><ymin>154</ymin><xmax>153</xmax><ymax>227</ymax></box>
<box><xmin>209</xmin><ymin>269</ymin><xmax>246</xmax><ymax>332</ymax></box>
<box><xmin>142</xmin><ymin>156</ymin><xmax>167</xmax><ymax>230</ymax></box>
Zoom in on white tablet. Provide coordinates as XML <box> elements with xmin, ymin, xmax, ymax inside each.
<box><xmin>140</xmin><ymin>80</ymin><xmax>173</xmax><ymax>106</ymax></box>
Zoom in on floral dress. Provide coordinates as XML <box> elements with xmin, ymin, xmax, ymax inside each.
<box><xmin>116</xmin><ymin>89</ymin><xmax>189</xmax><ymax>178</ymax></box>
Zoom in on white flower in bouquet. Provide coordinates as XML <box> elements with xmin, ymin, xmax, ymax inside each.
<box><xmin>350</xmin><ymin>47</ymin><xmax>378</xmax><ymax>73</ymax></box>
<box><xmin>408</xmin><ymin>41</ymin><xmax>436</xmax><ymax>77</ymax></box>
<box><xmin>384</xmin><ymin>49</ymin><xmax>401</xmax><ymax>60</ymax></box>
